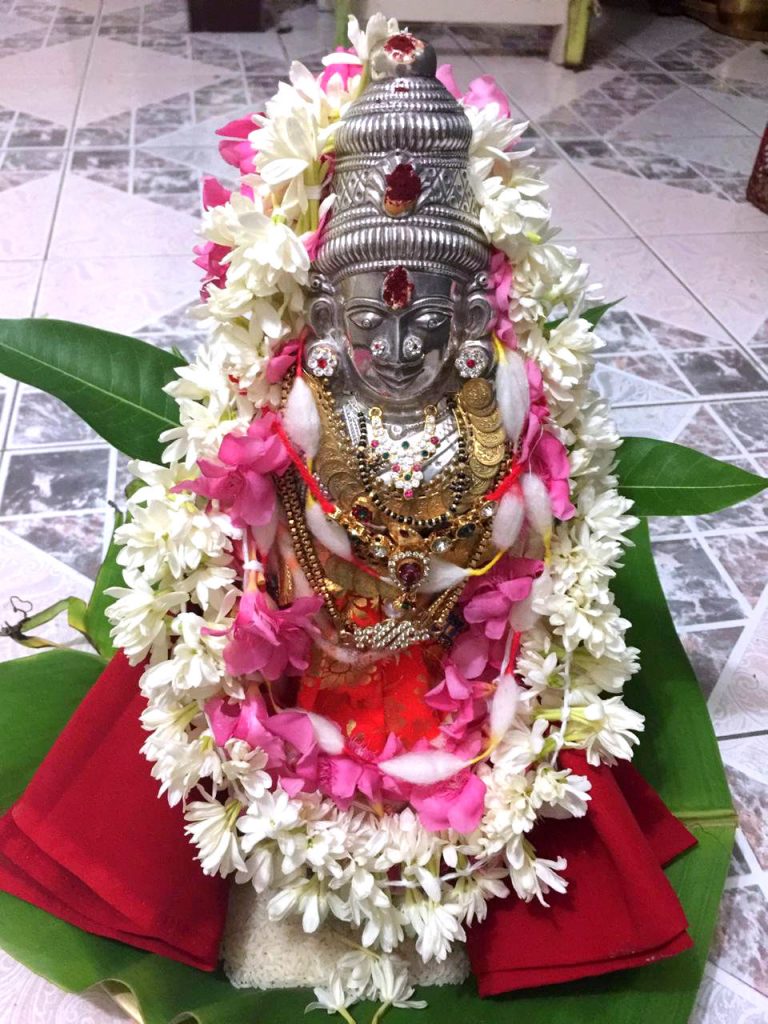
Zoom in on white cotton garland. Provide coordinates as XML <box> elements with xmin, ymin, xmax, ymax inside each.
<box><xmin>305</xmin><ymin>500</ymin><xmax>353</xmax><ymax>560</ymax></box>
<box><xmin>284</xmin><ymin>375</ymin><xmax>322</xmax><ymax>459</ymax></box>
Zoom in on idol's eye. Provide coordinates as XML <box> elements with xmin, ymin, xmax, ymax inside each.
<box><xmin>413</xmin><ymin>311</ymin><xmax>449</xmax><ymax>331</ymax></box>
<box><xmin>348</xmin><ymin>310</ymin><xmax>384</xmax><ymax>330</ymax></box>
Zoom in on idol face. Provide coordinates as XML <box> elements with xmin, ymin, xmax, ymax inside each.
<box><xmin>338</xmin><ymin>270</ymin><xmax>462</xmax><ymax>409</ymax></box>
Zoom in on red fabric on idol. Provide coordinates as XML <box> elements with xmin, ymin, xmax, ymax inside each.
<box><xmin>467</xmin><ymin>750</ymin><xmax>696</xmax><ymax>995</ymax></box>
<box><xmin>0</xmin><ymin>652</ymin><xmax>229</xmax><ymax>970</ymax></box>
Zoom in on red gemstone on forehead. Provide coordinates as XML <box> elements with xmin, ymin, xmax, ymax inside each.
<box><xmin>383</xmin><ymin>265</ymin><xmax>414</xmax><ymax>310</ymax></box>
<box><xmin>385</xmin><ymin>163</ymin><xmax>421</xmax><ymax>205</ymax></box>
<box><xmin>383</xmin><ymin>32</ymin><xmax>425</xmax><ymax>62</ymax></box>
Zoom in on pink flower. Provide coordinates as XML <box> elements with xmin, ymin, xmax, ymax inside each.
<box><xmin>201</xmin><ymin>175</ymin><xmax>231</xmax><ymax>210</ymax></box>
<box><xmin>437</xmin><ymin>65</ymin><xmax>511</xmax><ymax>118</ymax></box>
<box><xmin>488</xmin><ymin>249</ymin><xmax>516</xmax><ymax>349</ymax></box>
<box><xmin>410</xmin><ymin>770</ymin><xmax>486</xmax><ymax>833</ymax></box>
<box><xmin>319</xmin><ymin>47</ymin><xmax>363</xmax><ymax>93</ymax></box>
<box><xmin>216</xmin><ymin>116</ymin><xmax>258</xmax><ymax>175</ymax></box>
<box><xmin>462</xmin><ymin>557</ymin><xmax>544</xmax><ymax>641</ymax></box>
<box><xmin>224</xmin><ymin>590</ymin><xmax>322</xmax><ymax>681</ymax></box>
<box><xmin>302</xmin><ymin>197</ymin><xmax>333</xmax><ymax>262</ymax></box>
<box><xmin>425</xmin><ymin>663</ymin><xmax>475</xmax><ymax>712</ymax></box>
<box><xmin>464</xmin><ymin>74</ymin><xmax>511</xmax><ymax>118</ymax></box>
<box><xmin>193</xmin><ymin>240</ymin><xmax>230</xmax><ymax>300</ymax></box>
<box><xmin>519</xmin><ymin>362</ymin><xmax>575</xmax><ymax>520</ymax></box>
<box><xmin>266</xmin><ymin>339</ymin><xmax>300</xmax><ymax>384</ymax></box>
<box><xmin>173</xmin><ymin>411</ymin><xmax>291</xmax><ymax>528</ymax></box>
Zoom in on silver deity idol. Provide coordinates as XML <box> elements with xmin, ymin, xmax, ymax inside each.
<box><xmin>308</xmin><ymin>32</ymin><xmax>494</xmax><ymax>417</ymax></box>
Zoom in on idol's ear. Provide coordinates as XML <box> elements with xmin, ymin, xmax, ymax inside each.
<box><xmin>465</xmin><ymin>271</ymin><xmax>494</xmax><ymax>339</ymax></box>
<box><xmin>308</xmin><ymin>272</ymin><xmax>337</xmax><ymax>338</ymax></box>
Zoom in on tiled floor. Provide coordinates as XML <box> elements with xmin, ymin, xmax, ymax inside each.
<box><xmin>0</xmin><ymin>0</ymin><xmax>766</xmax><ymax>1020</ymax></box>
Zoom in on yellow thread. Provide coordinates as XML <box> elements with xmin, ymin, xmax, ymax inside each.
<box><xmin>466</xmin><ymin>549</ymin><xmax>504</xmax><ymax>577</ymax></box>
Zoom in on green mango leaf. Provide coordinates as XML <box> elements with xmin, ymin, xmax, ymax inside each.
<box><xmin>85</xmin><ymin>508</ymin><xmax>126</xmax><ymax>659</ymax></box>
<box><xmin>0</xmin><ymin>319</ymin><xmax>185</xmax><ymax>463</ymax></box>
<box><xmin>544</xmin><ymin>298</ymin><xmax>622</xmax><ymax>335</ymax></box>
<box><xmin>617</xmin><ymin>437</ymin><xmax>767</xmax><ymax>517</ymax></box>
<box><xmin>0</xmin><ymin>521</ymin><xmax>735</xmax><ymax>1024</ymax></box>
<box><xmin>0</xmin><ymin>650</ymin><xmax>106</xmax><ymax>808</ymax></box>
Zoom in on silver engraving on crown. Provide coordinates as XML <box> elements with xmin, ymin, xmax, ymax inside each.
<box><xmin>315</xmin><ymin>39</ymin><xmax>489</xmax><ymax>284</ymax></box>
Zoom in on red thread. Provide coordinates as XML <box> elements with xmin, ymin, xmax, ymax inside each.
<box><xmin>274</xmin><ymin>420</ymin><xmax>336</xmax><ymax>515</ymax></box>
<box><xmin>484</xmin><ymin>460</ymin><xmax>523</xmax><ymax>503</ymax></box>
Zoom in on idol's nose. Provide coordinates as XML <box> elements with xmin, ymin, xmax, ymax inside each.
<box><xmin>400</xmin><ymin>334</ymin><xmax>424</xmax><ymax>363</ymax></box>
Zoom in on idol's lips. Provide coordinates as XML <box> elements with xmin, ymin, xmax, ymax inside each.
<box><xmin>373</xmin><ymin>365</ymin><xmax>422</xmax><ymax>387</ymax></box>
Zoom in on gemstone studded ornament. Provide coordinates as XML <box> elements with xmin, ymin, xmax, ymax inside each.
<box><xmin>455</xmin><ymin>342</ymin><xmax>491</xmax><ymax>379</ymax></box>
<box><xmin>306</xmin><ymin>342</ymin><xmax>339</xmax><ymax>377</ymax></box>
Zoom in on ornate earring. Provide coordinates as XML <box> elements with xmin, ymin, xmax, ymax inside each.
<box><xmin>306</xmin><ymin>339</ymin><xmax>339</xmax><ymax>378</ymax></box>
<box><xmin>455</xmin><ymin>340</ymin><xmax>491</xmax><ymax>379</ymax></box>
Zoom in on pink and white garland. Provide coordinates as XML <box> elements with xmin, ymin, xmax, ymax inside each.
<box><xmin>107</xmin><ymin>13</ymin><xmax>641</xmax><ymax>1015</ymax></box>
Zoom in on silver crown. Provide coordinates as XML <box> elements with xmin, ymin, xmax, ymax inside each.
<box><xmin>314</xmin><ymin>33</ymin><xmax>489</xmax><ymax>283</ymax></box>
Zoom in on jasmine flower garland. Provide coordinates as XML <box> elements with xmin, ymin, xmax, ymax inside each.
<box><xmin>106</xmin><ymin>12</ymin><xmax>641</xmax><ymax>1017</ymax></box>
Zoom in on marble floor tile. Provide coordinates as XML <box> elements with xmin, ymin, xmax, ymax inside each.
<box><xmin>674</xmin><ymin>406</ymin><xmax>744</xmax><ymax>459</ymax></box>
<box><xmin>695</xmin><ymin>87</ymin><xmax>768</xmax><ymax>136</ymax></box>
<box><xmin>2</xmin><ymin>510</ymin><xmax>106</xmax><ymax>578</ymax></box>
<box><xmin>472</xmin><ymin>57</ymin><xmax>618</xmax><ymax>120</ymax></box>
<box><xmin>710</xmin><ymin>885</ymin><xmax>768</xmax><ymax>997</ymax></box>
<box><xmin>583</xmin><ymin>165</ymin><xmax>767</xmax><ymax>236</ymax></box>
<box><xmin>569</xmin><ymin>237</ymin><xmax>731</xmax><ymax>342</ymax></box>
<box><xmin>0</xmin><ymin>447</ymin><xmax>110</xmax><ymax>515</ymax></box>
<box><xmin>0</xmin><ymin>36</ymin><xmax>91</xmax><ymax>125</ymax></box>
<box><xmin>672</xmin><ymin>349</ymin><xmax>768</xmax><ymax>397</ymax></box>
<box><xmin>0</xmin><ymin>259</ymin><xmax>42</xmax><ymax>316</ymax></box>
<box><xmin>0</xmin><ymin>526</ymin><xmax>93</xmax><ymax>663</ymax></box>
<box><xmin>9</xmin><ymin>388</ymin><xmax>99</xmax><ymax>447</ymax></box>
<box><xmin>49</xmin><ymin>171</ymin><xmax>198</xmax><ymax>257</ymax></box>
<box><xmin>648</xmin><ymin>234</ymin><xmax>768</xmax><ymax>347</ymax></box>
<box><xmin>614</xmin><ymin>87</ymin><xmax>753</xmax><ymax>139</ymax></box>
<box><xmin>0</xmin><ymin>172</ymin><xmax>60</xmax><ymax>260</ymax></box>
<box><xmin>652</xmin><ymin>536</ymin><xmax>747</xmax><ymax>625</ymax></box>
<box><xmin>710</xmin><ymin>602</ymin><xmax>768</xmax><ymax>734</ymax></box>
<box><xmin>593</xmin><ymin>361</ymin><xmax>693</xmax><ymax>407</ymax></box>
<box><xmin>710</xmin><ymin>399</ymin><xmax>768</xmax><ymax>455</ymax></box>
<box><xmin>726</xmin><ymin>765</ymin><xmax>768</xmax><ymax>870</ymax></box>
<box><xmin>706</xmin><ymin>532</ymin><xmax>768</xmax><ymax>607</ymax></box>
<box><xmin>36</xmin><ymin>254</ymin><xmax>202</xmax><ymax>333</ymax></box>
<box><xmin>682</xmin><ymin>626</ymin><xmax>745</xmax><ymax>698</ymax></box>
<box><xmin>539</xmin><ymin>160</ymin><xmax>633</xmax><ymax>239</ymax></box>
<box><xmin>611</xmin><ymin>402</ymin><xmax>706</xmax><ymax>440</ymax></box>
<box><xmin>77</xmin><ymin>37</ymin><xmax>224</xmax><ymax>126</ymax></box>
<box><xmin>693</xmin><ymin>971</ymin><xmax>768</xmax><ymax>1023</ymax></box>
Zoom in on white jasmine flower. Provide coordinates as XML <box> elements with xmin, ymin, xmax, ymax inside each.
<box><xmin>347</xmin><ymin>12</ymin><xmax>399</xmax><ymax>60</ymax></box>
<box><xmin>531</xmin><ymin>765</ymin><xmax>591</xmax><ymax>819</ymax></box>
<box><xmin>268</xmin><ymin>875</ymin><xmax>345</xmax><ymax>933</ymax></box>
<box><xmin>106</xmin><ymin>577</ymin><xmax>186</xmax><ymax>662</ymax></box>
<box><xmin>116</xmin><ymin>501</ymin><xmax>231</xmax><ymax>583</ymax></box>
<box><xmin>152</xmin><ymin>731</ymin><xmax>224</xmax><ymax>806</ymax></box>
<box><xmin>465</xmin><ymin>107</ymin><xmax>531</xmax><ymax>180</ymax></box>
<box><xmin>564</xmin><ymin>694</ymin><xmax>645</xmax><ymax>765</ymax></box>
<box><xmin>184</xmin><ymin>796</ymin><xmax>247</xmax><ymax>876</ymax></box>
<box><xmin>406</xmin><ymin>898</ymin><xmax>466</xmax><ymax>962</ymax></box>
<box><xmin>454</xmin><ymin>866</ymin><xmax>509</xmax><ymax>925</ymax></box>
<box><xmin>221</xmin><ymin>739</ymin><xmax>272</xmax><ymax>800</ymax></box>
<box><xmin>370</xmin><ymin>956</ymin><xmax>427</xmax><ymax>1011</ymax></box>
<box><xmin>475</xmin><ymin>174</ymin><xmax>549</xmax><ymax>252</ymax></box>
<box><xmin>505</xmin><ymin>835</ymin><xmax>568</xmax><ymax>905</ymax></box>
<box><xmin>237</xmin><ymin>788</ymin><xmax>303</xmax><ymax>851</ymax></box>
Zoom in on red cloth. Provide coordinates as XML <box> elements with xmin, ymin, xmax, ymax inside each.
<box><xmin>467</xmin><ymin>750</ymin><xmax>696</xmax><ymax>995</ymax></box>
<box><xmin>0</xmin><ymin>653</ymin><xmax>229</xmax><ymax>970</ymax></box>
